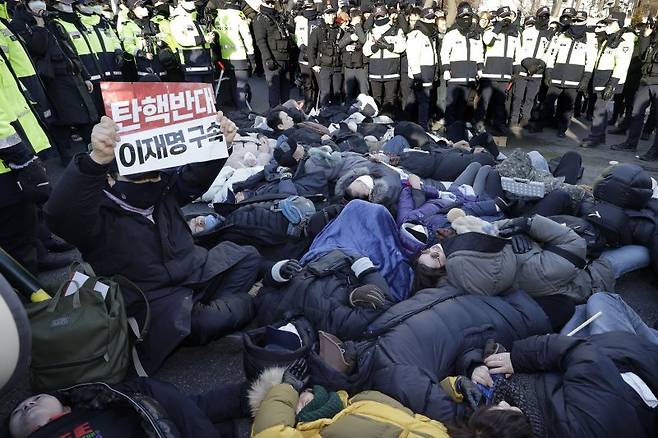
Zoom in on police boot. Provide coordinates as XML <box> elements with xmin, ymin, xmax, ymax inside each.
<box><xmin>610</xmin><ymin>141</ymin><xmax>637</xmax><ymax>152</ymax></box>
<box><xmin>580</xmin><ymin>137</ymin><xmax>604</xmax><ymax>148</ymax></box>
<box><xmin>639</xmin><ymin>145</ymin><xmax>658</xmax><ymax>162</ymax></box>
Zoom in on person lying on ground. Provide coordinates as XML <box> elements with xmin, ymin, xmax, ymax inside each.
<box><xmin>44</xmin><ymin>113</ymin><xmax>302</xmax><ymax>373</ymax></box>
<box><xmin>247</xmin><ymin>359</ymin><xmax>531</xmax><ymax>438</ymax></box>
<box><xmin>476</xmin><ymin>332</ymin><xmax>658</xmax><ymax>438</ymax></box>
<box><xmin>7</xmin><ymin>377</ymin><xmax>250</xmax><ymax>438</ymax></box>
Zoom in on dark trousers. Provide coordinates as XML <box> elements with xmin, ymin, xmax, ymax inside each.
<box><xmin>627</xmin><ymin>83</ymin><xmax>658</xmax><ymax>147</ymax></box>
<box><xmin>539</xmin><ymin>86</ymin><xmax>578</xmax><ymax>133</ymax></box>
<box><xmin>476</xmin><ymin>79</ymin><xmax>508</xmax><ymax>127</ymax></box>
<box><xmin>553</xmin><ymin>151</ymin><xmax>582</xmax><ymax>185</ymax></box>
<box><xmin>446</xmin><ymin>82</ymin><xmax>476</xmax><ymax>125</ymax></box>
<box><xmin>370</xmin><ymin>79</ymin><xmax>398</xmax><ymax>113</ymax></box>
<box><xmin>434</xmin><ymin>80</ymin><xmax>447</xmax><ymax>121</ymax></box>
<box><xmin>590</xmin><ymin>95</ymin><xmax>615</xmax><ymax>141</ymax></box>
<box><xmin>415</xmin><ymin>86</ymin><xmax>432</xmax><ymax>130</ymax></box>
<box><xmin>0</xmin><ymin>201</ymin><xmax>39</xmax><ymax>273</ymax></box>
<box><xmin>511</xmin><ymin>76</ymin><xmax>541</xmax><ymax>123</ymax></box>
<box><xmin>298</xmin><ymin>63</ymin><xmax>317</xmax><ymax>108</ymax></box>
<box><xmin>231</xmin><ymin>69</ymin><xmax>250</xmax><ymax>110</ymax></box>
<box><xmin>50</xmin><ymin>123</ymin><xmax>94</xmax><ymax>164</ymax></box>
<box><xmin>529</xmin><ymin>189</ymin><xmax>572</xmax><ymax>216</ymax></box>
<box><xmin>317</xmin><ymin>67</ymin><xmax>342</xmax><ymax>107</ymax></box>
<box><xmin>343</xmin><ymin>67</ymin><xmax>369</xmax><ymax>104</ymax></box>
<box><xmin>184</xmin><ymin>72</ymin><xmax>214</xmax><ymax>84</ymax></box>
<box><xmin>265</xmin><ymin>62</ymin><xmax>291</xmax><ymax>107</ymax></box>
<box><xmin>189</xmin><ymin>254</ymin><xmax>261</xmax><ymax>345</ymax></box>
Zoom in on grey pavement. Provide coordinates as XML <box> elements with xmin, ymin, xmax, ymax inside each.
<box><xmin>2</xmin><ymin>80</ymin><xmax>658</xmax><ymax>434</ymax></box>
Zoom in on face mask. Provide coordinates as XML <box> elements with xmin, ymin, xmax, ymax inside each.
<box><xmin>457</xmin><ymin>16</ymin><xmax>471</xmax><ymax>29</ymax></box>
<box><xmin>181</xmin><ymin>1</ymin><xmax>196</xmax><ymax>12</ymax></box>
<box><xmin>28</xmin><ymin>0</ymin><xmax>46</xmax><ymax>14</ymax></box>
<box><xmin>154</xmin><ymin>4</ymin><xmax>169</xmax><ymax>17</ymax></box>
<box><xmin>535</xmin><ymin>15</ymin><xmax>548</xmax><ymax>28</ymax></box>
<box><xmin>111</xmin><ymin>180</ymin><xmax>166</xmax><ymax>209</ymax></box>
<box><xmin>374</xmin><ymin>17</ymin><xmax>388</xmax><ymax>26</ymax></box>
<box><xmin>77</xmin><ymin>5</ymin><xmax>93</xmax><ymax>14</ymax></box>
<box><xmin>559</xmin><ymin>16</ymin><xmax>572</xmax><ymax>26</ymax></box>
<box><xmin>55</xmin><ymin>1</ymin><xmax>74</xmax><ymax>13</ymax></box>
<box><xmin>133</xmin><ymin>6</ymin><xmax>149</xmax><ymax>18</ymax></box>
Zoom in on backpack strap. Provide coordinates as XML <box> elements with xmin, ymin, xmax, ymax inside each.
<box><xmin>543</xmin><ymin>244</ymin><xmax>587</xmax><ymax>269</ymax></box>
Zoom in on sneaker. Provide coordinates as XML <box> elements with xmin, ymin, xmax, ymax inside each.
<box><xmin>580</xmin><ymin>138</ymin><xmax>603</xmax><ymax>148</ymax></box>
<box><xmin>610</xmin><ymin>142</ymin><xmax>636</xmax><ymax>152</ymax></box>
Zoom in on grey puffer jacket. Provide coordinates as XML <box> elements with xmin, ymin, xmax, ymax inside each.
<box><xmin>445</xmin><ymin>215</ymin><xmax>615</xmax><ymax>303</ymax></box>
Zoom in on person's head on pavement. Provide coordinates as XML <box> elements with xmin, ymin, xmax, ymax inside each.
<box><xmin>267</xmin><ymin>110</ymin><xmax>295</xmax><ymax>132</ymax></box>
<box><xmin>9</xmin><ymin>394</ymin><xmax>71</xmax><ymax>438</ymax></box>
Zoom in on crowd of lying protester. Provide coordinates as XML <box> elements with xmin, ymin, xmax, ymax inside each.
<box><xmin>6</xmin><ymin>103</ymin><xmax>658</xmax><ymax>438</ymax></box>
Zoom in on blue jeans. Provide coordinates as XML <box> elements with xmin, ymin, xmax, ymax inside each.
<box><xmin>599</xmin><ymin>245</ymin><xmax>650</xmax><ymax>279</ymax></box>
<box><xmin>527</xmin><ymin>151</ymin><xmax>550</xmax><ymax>173</ymax></box>
<box><xmin>560</xmin><ymin>292</ymin><xmax>658</xmax><ymax>346</ymax></box>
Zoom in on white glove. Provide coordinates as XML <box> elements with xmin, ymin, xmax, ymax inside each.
<box><xmin>443</xmin><ymin>70</ymin><xmax>451</xmax><ymax>81</ymax></box>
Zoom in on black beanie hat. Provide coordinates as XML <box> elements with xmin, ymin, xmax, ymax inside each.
<box><xmin>273</xmin><ymin>135</ymin><xmax>298</xmax><ymax>168</ymax></box>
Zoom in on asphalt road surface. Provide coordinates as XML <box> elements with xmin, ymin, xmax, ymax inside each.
<box><xmin>2</xmin><ymin>78</ymin><xmax>658</xmax><ymax>437</ymax></box>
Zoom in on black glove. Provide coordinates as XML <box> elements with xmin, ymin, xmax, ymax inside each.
<box><xmin>10</xmin><ymin>157</ymin><xmax>51</xmax><ymax>204</ymax></box>
<box><xmin>493</xmin><ymin>21</ymin><xmax>504</xmax><ymax>33</ymax></box>
<box><xmin>265</xmin><ymin>59</ymin><xmax>279</xmax><ymax>71</ymax></box>
<box><xmin>279</xmin><ymin>259</ymin><xmax>303</xmax><ymax>280</ymax></box>
<box><xmin>282</xmin><ymin>358</ymin><xmax>309</xmax><ymax>392</ymax></box>
<box><xmin>498</xmin><ymin>217</ymin><xmax>533</xmax><ymax>238</ymax></box>
<box><xmin>456</xmin><ymin>376</ymin><xmax>483</xmax><ymax>410</ymax></box>
<box><xmin>543</xmin><ymin>68</ymin><xmax>552</xmax><ymax>88</ymax></box>
<box><xmin>577</xmin><ymin>73</ymin><xmax>591</xmax><ymax>94</ymax></box>
<box><xmin>349</xmin><ymin>284</ymin><xmax>387</xmax><ymax>310</ymax></box>
<box><xmin>510</xmin><ymin>234</ymin><xmax>533</xmax><ymax>254</ymax></box>
<box><xmin>412</xmin><ymin>76</ymin><xmax>423</xmax><ymax>90</ymax></box>
<box><xmin>602</xmin><ymin>81</ymin><xmax>616</xmax><ymax>101</ymax></box>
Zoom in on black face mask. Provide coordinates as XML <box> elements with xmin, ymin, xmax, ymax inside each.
<box><xmin>457</xmin><ymin>16</ymin><xmax>471</xmax><ymax>30</ymax></box>
<box><xmin>374</xmin><ymin>17</ymin><xmax>389</xmax><ymax>26</ymax></box>
<box><xmin>110</xmin><ymin>180</ymin><xmax>167</xmax><ymax>210</ymax></box>
<box><xmin>154</xmin><ymin>4</ymin><xmax>169</xmax><ymax>18</ymax></box>
<box><xmin>559</xmin><ymin>16</ymin><xmax>572</xmax><ymax>27</ymax></box>
<box><xmin>535</xmin><ymin>15</ymin><xmax>548</xmax><ymax>28</ymax></box>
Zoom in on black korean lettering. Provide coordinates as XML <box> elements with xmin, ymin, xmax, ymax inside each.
<box><xmin>165</xmin><ymin>130</ymin><xmax>187</xmax><ymax>155</ymax></box>
<box><xmin>142</xmin><ymin>137</ymin><xmax>157</xmax><ymax>161</ymax></box>
<box><xmin>187</xmin><ymin>125</ymin><xmax>205</xmax><ymax>148</ymax></box>
<box><xmin>118</xmin><ymin>143</ymin><xmax>136</xmax><ymax>167</ymax></box>
<box><xmin>135</xmin><ymin>139</ymin><xmax>146</xmax><ymax>164</ymax></box>
<box><xmin>153</xmin><ymin>134</ymin><xmax>169</xmax><ymax>159</ymax></box>
<box><xmin>205</xmin><ymin>121</ymin><xmax>223</xmax><ymax>142</ymax></box>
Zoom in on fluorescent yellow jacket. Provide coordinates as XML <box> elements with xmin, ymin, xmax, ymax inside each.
<box><xmin>252</xmin><ymin>384</ymin><xmax>451</xmax><ymax>438</ymax></box>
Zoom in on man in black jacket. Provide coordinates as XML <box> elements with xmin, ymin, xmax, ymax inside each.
<box><xmin>253</xmin><ymin>0</ymin><xmax>294</xmax><ymax>107</ymax></box>
<box><xmin>339</xmin><ymin>8</ymin><xmax>368</xmax><ymax>105</ymax></box>
<box><xmin>484</xmin><ymin>332</ymin><xmax>658</xmax><ymax>438</ymax></box>
<box><xmin>44</xmin><ymin>113</ymin><xmax>302</xmax><ymax>373</ymax></box>
<box><xmin>308</xmin><ymin>5</ymin><xmax>343</xmax><ymax>108</ymax></box>
<box><xmin>612</xmin><ymin>21</ymin><xmax>658</xmax><ymax>160</ymax></box>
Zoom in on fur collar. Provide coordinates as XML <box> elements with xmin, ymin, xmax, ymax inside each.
<box><xmin>334</xmin><ymin>166</ymin><xmax>393</xmax><ymax>205</ymax></box>
<box><xmin>248</xmin><ymin>366</ymin><xmax>286</xmax><ymax>417</ymax></box>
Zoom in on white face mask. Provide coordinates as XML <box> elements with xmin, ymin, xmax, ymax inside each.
<box><xmin>77</xmin><ymin>5</ymin><xmax>94</xmax><ymax>14</ymax></box>
<box><xmin>28</xmin><ymin>0</ymin><xmax>47</xmax><ymax>14</ymax></box>
<box><xmin>133</xmin><ymin>6</ymin><xmax>149</xmax><ymax>18</ymax></box>
<box><xmin>181</xmin><ymin>1</ymin><xmax>196</xmax><ymax>12</ymax></box>
<box><xmin>354</xmin><ymin>175</ymin><xmax>374</xmax><ymax>192</ymax></box>
<box><xmin>55</xmin><ymin>2</ymin><xmax>74</xmax><ymax>13</ymax></box>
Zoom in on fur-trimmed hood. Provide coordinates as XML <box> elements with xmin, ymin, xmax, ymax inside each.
<box><xmin>248</xmin><ymin>366</ymin><xmax>286</xmax><ymax>417</ymax></box>
<box><xmin>334</xmin><ymin>165</ymin><xmax>401</xmax><ymax>207</ymax></box>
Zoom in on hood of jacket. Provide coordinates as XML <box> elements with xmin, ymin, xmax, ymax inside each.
<box><xmin>334</xmin><ymin>165</ymin><xmax>400</xmax><ymax>206</ymax></box>
<box><xmin>248</xmin><ymin>366</ymin><xmax>286</xmax><ymax>417</ymax></box>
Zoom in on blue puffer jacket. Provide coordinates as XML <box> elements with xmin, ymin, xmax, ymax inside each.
<box><xmin>308</xmin><ymin>286</ymin><xmax>551</xmax><ymax>422</ymax></box>
<box><xmin>301</xmin><ymin>200</ymin><xmax>414</xmax><ymax>301</ymax></box>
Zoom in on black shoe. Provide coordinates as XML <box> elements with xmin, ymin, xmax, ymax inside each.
<box><xmin>37</xmin><ymin>253</ymin><xmax>75</xmax><ymax>272</ymax></box>
<box><xmin>527</xmin><ymin>124</ymin><xmax>543</xmax><ymax>133</ymax></box>
<box><xmin>608</xmin><ymin>126</ymin><xmax>627</xmax><ymax>135</ymax></box>
<box><xmin>641</xmin><ymin>131</ymin><xmax>652</xmax><ymax>141</ymax></box>
<box><xmin>610</xmin><ymin>142</ymin><xmax>636</xmax><ymax>152</ymax></box>
<box><xmin>557</xmin><ymin>131</ymin><xmax>567</xmax><ymax>138</ymax></box>
<box><xmin>639</xmin><ymin>148</ymin><xmax>658</xmax><ymax>161</ymax></box>
<box><xmin>580</xmin><ymin>138</ymin><xmax>603</xmax><ymax>148</ymax></box>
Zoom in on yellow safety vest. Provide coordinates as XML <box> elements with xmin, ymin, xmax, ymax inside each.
<box><xmin>55</xmin><ymin>19</ymin><xmax>92</xmax><ymax>56</ymax></box>
<box><xmin>0</xmin><ymin>20</ymin><xmax>37</xmax><ymax>79</ymax></box>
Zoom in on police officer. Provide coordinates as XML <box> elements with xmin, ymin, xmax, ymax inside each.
<box><xmin>308</xmin><ymin>5</ymin><xmax>342</xmax><ymax>108</ymax></box>
<box><xmin>170</xmin><ymin>0</ymin><xmax>215</xmax><ymax>83</ymax></box>
<box><xmin>477</xmin><ymin>5</ymin><xmax>521</xmax><ymax>135</ymax></box>
<box><xmin>530</xmin><ymin>7</ymin><xmax>597</xmax><ymax>137</ymax></box>
<box><xmin>119</xmin><ymin>0</ymin><xmax>167</xmax><ymax>80</ymax></box>
<box><xmin>611</xmin><ymin>18</ymin><xmax>658</xmax><ymax>160</ymax></box>
<box><xmin>0</xmin><ymin>8</ymin><xmax>52</xmax><ymax>124</ymax></box>
<box><xmin>510</xmin><ymin>6</ymin><xmax>551</xmax><ymax>128</ymax></box>
<box><xmin>363</xmin><ymin>5</ymin><xmax>406</xmax><ymax>115</ymax></box>
<box><xmin>440</xmin><ymin>2</ymin><xmax>484</xmax><ymax>126</ymax></box>
<box><xmin>294</xmin><ymin>0</ymin><xmax>320</xmax><ymax>111</ymax></box>
<box><xmin>11</xmin><ymin>0</ymin><xmax>97</xmax><ymax>164</ymax></box>
<box><xmin>581</xmin><ymin>12</ymin><xmax>634</xmax><ymax>148</ymax></box>
<box><xmin>151</xmin><ymin>0</ymin><xmax>182</xmax><ymax>81</ymax></box>
<box><xmin>76</xmin><ymin>0</ymin><xmax>124</xmax><ymax>81</ymax></box>
<box><xmin>406</xmin><ymin>7</ymin><xmax>437</xmax><ymax>131</ymax></box>
<box><xmin>213</xmin><ymin>0</ymin><xmax>255</xmax><ymax>109</ymax></box>
<box><xmin>254</xmin><ymin>0</ymin><xmax>294</xmax><ymax>107</ymax></box>
<box><xmin>338</xmin><ymin>7</ymin><xmax>367</xmax><ymax>105</ymax></box>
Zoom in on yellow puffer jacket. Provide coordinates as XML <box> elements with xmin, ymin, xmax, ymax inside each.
<box><xmin>252</xmin><ymin>384</ymin><xmax>451</xmax><ymax>438</ymax></box>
